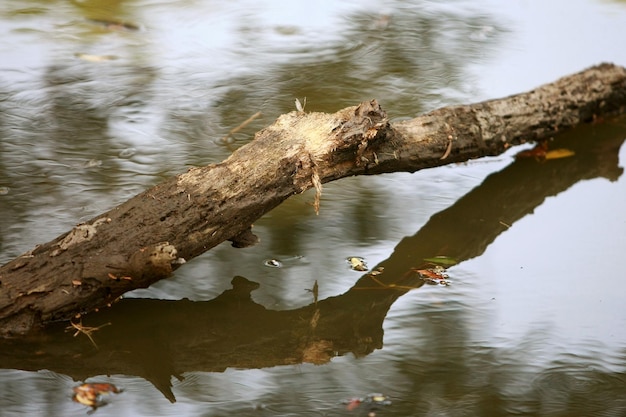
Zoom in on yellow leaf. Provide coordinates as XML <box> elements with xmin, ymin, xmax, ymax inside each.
<box><xmin>545</xmin><ymin>148</ymin><xmax>575</xmax><ymax>160</ymax></box>
<box><xmin>347</xmin><ymin>257</ymin><xmax>368</xmax><ymax>271</ymax></box>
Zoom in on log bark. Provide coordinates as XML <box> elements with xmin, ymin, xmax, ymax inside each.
<box><xmin>1</xmin><ymin>63</ymin><xmax>626</xmax><ymax>336</ymax></box>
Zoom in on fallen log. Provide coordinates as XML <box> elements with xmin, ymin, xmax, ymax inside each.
<box><xmin>1</xmin><ymin>63</ymin><xmax>625</xmax><ymax>336</ymax></box>
<box><xmin>2</xmin><ymin>119</ymin><xmax>623</xmax><ymax>402</ymax></box>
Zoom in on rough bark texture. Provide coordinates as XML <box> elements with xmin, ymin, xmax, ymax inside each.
<box><xmin>1</xmin><ymin>63</ymin><xmax>626</xmax><ymax>336</ymax></box>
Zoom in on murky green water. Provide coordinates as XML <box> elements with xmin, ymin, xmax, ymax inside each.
<box><xmin>1</xmin><ymin>0</ymin><xmax>626</xmax><ymax>416</ymax></box>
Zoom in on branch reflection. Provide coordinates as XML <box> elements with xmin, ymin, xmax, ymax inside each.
<box><xmin>1</xmin><ymin>118</ymin><xmax>623</xmax><ymax>403</ymax></box>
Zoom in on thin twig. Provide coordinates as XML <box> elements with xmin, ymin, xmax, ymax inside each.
<box><xmin>67</xmin><ymin>320</ymin><xmax>111</xmax><ymax>350</ymax></box>
<box><xmin>220</xmin><ymin>111</ymin><xmax>262</xmax><ymax>144</ymax></box>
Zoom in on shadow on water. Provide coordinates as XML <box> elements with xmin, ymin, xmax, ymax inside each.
<box><xmin>1</xmin><ymin>117</ymin><xmax>624</xmax><ymax>411</ymax></box>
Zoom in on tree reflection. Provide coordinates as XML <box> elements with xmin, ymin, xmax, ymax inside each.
<box><xmin>1</xmin><ymin>117</ymin><xmax>624</xmax><ymax>414</ymax></box>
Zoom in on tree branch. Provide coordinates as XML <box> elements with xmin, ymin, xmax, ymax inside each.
<box><xmin>1</xmin><ymin>63</ymin><xmax>625</xmax><ymax>336</ymax></box>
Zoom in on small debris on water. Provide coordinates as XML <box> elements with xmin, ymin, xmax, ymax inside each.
<box><xmin>515</xmin><ymin>142</ymin><xmax>575</xmax><ymax>161</ymax></box>
<box><xmin>263</xmin><ymin>255</ymin><xmax>305</xmax><ymax>268</ymax></box>
<box><xmin>118</xmin><ymin>148</ymin><xmax>137</xmax><ymax>158</ymax></box>
<box><xmin>305</xmin><ymin>280</ymin><xmax>319</xmax><ymax>305</ymax></box>
<box><xmin>369</xmin><ymin>266</ymin><xmax>384</xmax><ymax>276</ymax></box>
<box><xmin>83</xmin><ymin>159</ymin><xmax>102</xmax><ymax>168</ymax></box>
<box><xmin>544</xmin><ymin>148</ymin><xmax>575</xmax><ymax>160</ymax></box>
<box><xmin>347</xmin><ymin>256</ymin><xmax>368</xmax><ymax>271</ymax></box>
<box><xmin>342</xmin><ymin>393</ymin><xmax>392</xmax><ymax>413</ymax></box>
<box><xmin>415</xmin><ymin>265</ymin><xmax>450</xmax><ymax>286</ymax></box>
<box><xmin>264</xmin><ymin>259</ymin><xmax>283</xmax><ymax>268</ymax></box>
<box><xmin>73</xmin><ymin>382</ymin><xmax>121</xmax><ymax>409</ymax></box>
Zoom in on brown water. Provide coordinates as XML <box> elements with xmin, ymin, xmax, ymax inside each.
<box><xmin>1</xmin><ymin>1</ymin><xmax>626</xmax><ymax>416</ymax></box>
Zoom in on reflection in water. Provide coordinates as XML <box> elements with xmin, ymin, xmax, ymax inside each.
<box><xmin>1</xmin><ymin>118</ymin><xmax>625</xmax><ymax>416</ymax></box>
<box><xmin>1</xmin><ymin>0</ymin><xmax>626</xmax><ymax>416</ymax></box>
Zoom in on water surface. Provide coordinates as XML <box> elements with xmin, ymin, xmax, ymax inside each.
<box><xmin>1</xmin><ymin>0</ymin><xmax>626</xmax><ymax>416</ymax></box>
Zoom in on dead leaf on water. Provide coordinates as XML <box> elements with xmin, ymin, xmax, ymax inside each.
<box><xmin>415</xmin><ymin>266</ymin><xmax>450</xmax><ymax>286</ymax></box>
<box><xmin>515</xmin><ymin>142</ymin><xmax>574</xmax><ymax>161</ymax></box>
<box><xmin>73</xmin><ymin>382</ymin><xmax>121</xmax><ymax>408</ymax></box>
<box><xmin>545</xmin><ymin>148</ymin><xmax>575</xmax><ymax>160</ymax></box>
<box><xmin>263</xmin><ymin>259</ymin><xmax>282</xmax><ymax>268</ymax></box>
<box><xmin>347</xmin><ymin>256</ymin><xmax>368</xmax><ymax>271</ymax></box>
<box><xmin>341</xmin><ymin>393</ymin><xmax>392</xmax><ymax>411</ymax></box>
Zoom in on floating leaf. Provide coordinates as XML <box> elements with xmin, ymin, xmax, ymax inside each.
<box><xmin>344</xmin><ymin>398</ymin><xmax>362</xmax><ymax>411</ymax></box>
<box><xmin>264</xmin><ymin>259</ymin><xmax>282</xmax><ymax>268</ymax></box>
<box><xmin>423</xmin><ymin>256</ymin><xmax>457</xmax><ymax>266</ymax></box>
<box><xmin>545</xmin><ymin>148</ymin><xmax>575</xmax><ymax>160</ymax></box>
<box><xmin>347</xmin><ymin>256</ymin><xmax>368</xmax><ymax>271</ymax></box>
<box><xmin>73</xmin><ymin>382</ymin><xmax>121</xmax><ymax>408</ymax></box>
<box><xmin>366</xmin><ymin>393</ymin><xmax>392</xmax><ymax>405</ymax></box>
<box><xmin>515</xmin><ymin>143</ymin><xmax>575</xmax><ymax>161</ymax></box>
<box><xmin>341</xmin><ymin>393</ymin><xmax>392</xmax><ymax>411</ymax></box>
<box><xmin>415</xmin><ymin>266</ymin><xmax>450</xmax><ymax>286</ymax></box>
